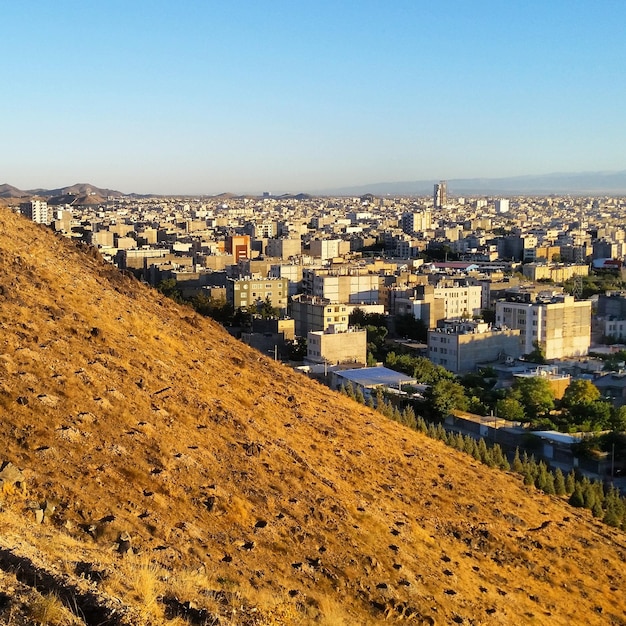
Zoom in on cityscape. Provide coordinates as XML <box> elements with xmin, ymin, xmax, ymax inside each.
<box><xmin>10</xmin><ymin>181</ymin><xmax>626</xmax><ymax>438</ymax></box>
<box><xmin>3</xmin><ymin>179</ymin><xmax>626</xmax><ymax>622</ymax></box>
<box><xmin>3</xmin><ymin>1</ymin><xmax>626</xmax><ymax>624</ymax></box>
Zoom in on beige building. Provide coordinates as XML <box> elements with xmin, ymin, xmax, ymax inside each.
<box><xmin>227</xmin><ymin>277</ymin><xmax>289</xmax><ymax>311</ymax></box>
<box><xmin>307</xmin><ymin>324</ymin><xmax>367</xmax><ymax>365</ymax></box>
<box><xmin>434</xmin><ymin>283</ymin><xmax>482</xmax><ymax>319</ymax></box>
<box><xmin>309</xmin><ymin>238</ymin><xmax>351</xmax><ymax>260</ymax></box>
<box><xmin>428</xmin><ymin>321</ymin><xmax>522</xmax><ymax>374</ymax></box>
<box><xmin>303</xmin><ymin>269</ymin><xmax>380</xmax><ymax>305</ymax></box>
<box><xmin>522</xmin><ymin>263</ymin><xmax>589</xmax><ymax>283</ymax></box>
<box><xmin>392</xmin><ymin>284</ymin><xmax>445</xmax><ymax>329</ymax></box>
<box><xmin>289</xmin><ymin>295</ymin><xmax>350</xmax><ymax>336</ymax></box>
<box><xmin>265</xmin><ymin>237</ymin><xmax>302</xmax><ymax>259</ymax></box>
<box><xmin>495</xmin><ymin>294</ymin><xmax>591</xmax><ymax>360</ymax></box>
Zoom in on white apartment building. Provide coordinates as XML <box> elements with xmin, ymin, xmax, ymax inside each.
<box><xmin>24</xmin><ymin>200</ymin><xmax>50</xmax><ymax>224</ymax></box>
<box><xmin>434</xmin><ymin>283</ymin><xmax>483</xmax><ymax>319</ymax></box>
<box><xmin>303</xmin><ymin>269</ymin><xmax>380</xmax><ymax>304</ymax></box>
<box><xmin>309</xmin><ymin>238</ymin><xmax>350</xmax><ymax>260</ymax></box>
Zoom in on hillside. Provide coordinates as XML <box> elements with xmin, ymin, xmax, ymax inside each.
<box><xmin>0</xmin><ymin>208</ymin><xmax>625</xmax><ymax>625</ymax></box>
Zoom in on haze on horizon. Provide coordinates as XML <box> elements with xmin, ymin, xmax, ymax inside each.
<box><xmin>3</xmin><ymin>1</ymin><xmax>625</xmax><ymax>196</ymax></box>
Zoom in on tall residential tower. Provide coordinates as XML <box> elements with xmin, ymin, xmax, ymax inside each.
<box><xmin>433</xmin><ymin>181</ymin><xmax>447</xmax><ymax>209</ymax></box>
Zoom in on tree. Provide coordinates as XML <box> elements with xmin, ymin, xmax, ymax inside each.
<box><xmin>495</xmin><ymin>397</ymin><xmax>526</xmax><ymax>421</ymax></box>
<box><xmin>554</xmin><ymin>468</ymin><xmax>566</xmax><ymax>496</ymax></box>
<box><xmin>609</xmin><ymin>406</ymin><xmax>626</xmax><ymax>432</ymax></box>
<box><xmin>190</xmin><ymin>292</ymin><xmax>234</xmax><ymax>325</ymax></box>
<box><xmin>394</xmin><ymin>313</ymin><xmax>427</xmax><ymax>341</ymax></box>
<box><xmin>257</xmin><ymin>296</ymin><xmax>280</xmax><ymax>319</ymax></box>
<box><xmin>523</xmin><ymin>341</ymin><xmax>547</xmax><ymax>364</ymax></box>
<box><xmin>425</xmin><ymin>379</ymin><xmax>469</xmax><ymax>419</ymax></box>
<box><xmin>561</xmin><ymin>379</ymin><xmax>601</xmax><ymax>408</ymax></box>
<box><xmin>569</xmin><ymin>484</ymin><xmax>585</xmax><ymax>507</ymax></box>
<box><xmin>156</xmin><ymin>278</ymin><xmax>184</xmax><ymax>304</ymax></box>
<box><xmin>510</xmin><ymin>376</ymin><xmax>555</xmax><ymax>420</ymax></box>
<box><xmin>287</xmin><ymin>336</ymin><xmax>307</xmax><ymax>361</ymax></box>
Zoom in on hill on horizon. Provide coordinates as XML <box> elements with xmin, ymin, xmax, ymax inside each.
<box><xmin>317</xmin><ymin>170</ymin><xmax>626</xmax><ymax>196</ymax></box>
<box><xmin>0</xmin><ymin>208</ymin><xmax>625</xmax><ymax>625</ymax></box>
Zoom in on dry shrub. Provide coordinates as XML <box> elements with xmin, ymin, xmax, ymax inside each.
<box><xmin>102</xmin><ymin>554</ymin><xmax>163</xmax><ymax>620</ymax></box>
<box><xmin>28</xmin><ymin>592</ymin><xmax>74</xmax><ymax>625</ymax></box>
<box><xmin>165</xmin><ymin>566</ymin><xmax>216</xmax><ymax>605</ymax></box>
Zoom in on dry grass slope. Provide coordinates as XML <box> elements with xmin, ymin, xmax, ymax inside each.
<box><xmin>0</xmin><ymin>207</ymin><xmax>625</xmax><ymax>625</ymax></box>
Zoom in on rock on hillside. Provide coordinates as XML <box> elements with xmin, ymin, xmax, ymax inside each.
<box><xmin>0</xmin><ymin>207</ymin><xmax>625</xmax><ymax>625</ymax></box>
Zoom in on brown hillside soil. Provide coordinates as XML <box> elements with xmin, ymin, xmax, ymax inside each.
<box><xmin>0</xmin><ymin>208</ymin><xmax>625</xmax><ymax>625</ymax></box>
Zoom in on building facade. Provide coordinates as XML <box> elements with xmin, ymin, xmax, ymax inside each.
<box><xmin>307</xmin><ymin>324</ymin><xmax>367</xmax><ymax>365</ymax></box>
<box><xmin>227</xmin><ymin>277</ymin><xmax>289</xmax><ymax>311</ymax></box>
<box><xmin>495</xmin><ymin>294</ymin><xmax>591</xmax><ymax>359</ymax></box>
<box><xmin>428</xmin><ymin>321</ymin><xmax>522</xmax><ymax>373</ymax></box>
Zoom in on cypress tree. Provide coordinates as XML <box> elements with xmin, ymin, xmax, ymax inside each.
<box><xmin>523</xmin><ymin>469</ymin><xmax>535</xmax><ymax>486</ymax></box>
<box><xmin>554</xmin><ymin>468</ymin><xmax>566</xmax><ymax>496</ymax></box>
<box><xmin>603</xmin><ymin>505</ymin><xmax>623</xmax><ymax>527</ymax></box>
<box><xmin>569</xmin><ymin>484</ymin><xmax>585</xmax><ymax>507</ymax></box>
<box><xmin>403</xmin><ymin>406</ymin><xmax>417</xmax><ymax>429</ymax></box>
<box><xmin>477</xmin><ymin>438</ymin><xmax>489</xmax><ymax>464</ymax></box>
<box><xmin>583</xmin><ymin>483</ymin><xmax>596</xmax><ymax>510</ymax></box>
<box><xmin>543</xmin><ymin>472</ymin><xmax>556</xmax><ymax>495</ymax></box>
<box><xmin>535</xmin><ymin>462</ymin><xmax>549</xmax><ymax>491</ymax></box>
<box><xmin>345</xmin><ymin>383</ymin><xmax>356</xmax><ymax>400</ymax></box>
<box><xmin>416</xmin><ymin>416</ymin><xmax>427</xmax><ymax>433</ymax></box>
<box><xmin>565</xmin><ymin>470</ymin><xmax>576</xmax><ymax>495</ymax></box>
<box><xmin>592</xmin><ymin>500</ymin><xmax>604</xmax><ymax>518</ymax></box>
<box><xmin>512</xmin><ymin>448</ymin><xmax>524</xmax><ymax>473</ymax></box>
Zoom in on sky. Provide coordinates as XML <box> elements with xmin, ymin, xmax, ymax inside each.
<box><xmin>2</xmin><ymin>1</ymin><xmax>625</xmax><ymax>195</ymax></box>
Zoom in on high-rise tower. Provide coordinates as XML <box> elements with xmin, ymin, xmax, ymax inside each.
<box><xmin>433</xmin><ymin>181</ymin><xmax>447</xmax><ymax>209</ymax></box>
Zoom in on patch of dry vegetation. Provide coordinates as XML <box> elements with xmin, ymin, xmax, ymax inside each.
<box><xmin>0</xmin><ymin>207</ymin><xmax>625</xmax><ymax>625</ymax></box>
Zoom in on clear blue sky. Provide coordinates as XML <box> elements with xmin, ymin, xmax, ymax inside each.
<box><xmin>2</xmin><ymin>1</ymin><xmax>625</xmax><ymax>194</ymax></box>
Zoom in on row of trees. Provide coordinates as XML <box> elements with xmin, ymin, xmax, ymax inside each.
<box><xmin>339</xmin><ymin>382</ymin><xmax>626</xmax><ymax>530</ymax></box>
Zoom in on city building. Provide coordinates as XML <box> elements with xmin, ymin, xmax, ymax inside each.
<box><xmin>289</xmin><ymin>295</ymin><xmax>350</xmax><ymax>336</ymax></box>
<box><xmin>307</xmin><ymin>324</ymin><xmax>367</xmax><ymax>366</ymax></box>
<box><xmin>495</xmin><ymin>199</ymin><xmax>510</xmax><ymax>214</ymax></box>
<box><xmin>302</xmin><ymin>269</ymin><xmax>380</xmax><ymax>305</ymax></box>
<box><xmin>226</xmin><ymin>276</ymin><xmax>289</xmax><ymax>311</ymax></box>
<box><xmin>331</xmin><ymin>366</ymin><xmax>416</xmax><ymax>397</ymax></box>
<box><xmin>401</xmin><ymin>210</ymin><xmax>432</xmax><ymax>235</ymax></box>
<box><xmin>22</xmin><ymin>199</ymin><xmax>50</xmax><ymax>224</ymax></box>
<box><xmin>427</xmin><ymin>321</ymin><xmax>522</xmax><ymax>374</ymax></box>
<box><xmin>433</xmin><ymin>181</ymin><xmax>447</xmax><ymax>209</ymax></box>
<box><xmin>495</xmin><ymin>294</ymin><xmax>591</xmax><ymax>359</ymax></box>
<box><xmin>225</xmin><ymin>234</ymin><xmax>251</xmax><ymax>262</ymax></box>
<box><xmin>309</xmin><ymin>238</ymin><xmax>351</xmax><ymax>260</ymax></box>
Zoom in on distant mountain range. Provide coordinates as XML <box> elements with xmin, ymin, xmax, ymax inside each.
<box><xmin>318</xmin><ymin>170</ymin><xmax>626</xmax><ymax>196</ymax></box>
<box><xmin>2</xmin><ymin>170</ymin><xmax>626</xmax><ymax>200</ymax></box>
<box><xmin>0</xmin><ymin>182</ymin><xmax>125</xmax><ymax>205</ymax></box>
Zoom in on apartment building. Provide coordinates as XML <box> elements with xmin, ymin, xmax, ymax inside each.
<box><xmin>307</xmin><ymin>324</ymin><xmax>367</xmax><ymax>365</ymax></box>
<box><xmin>302</xmin><ymin>269</ymin><xmax>380</xmax><ymax>305</ymax></box>
<box><xmin>289</xmin><ymin>295</ymin><xmax>351</xmax><ymax>336</ymax></box>
<box><xmin>495</xmin><ymin>294</ymin><xmax>591</xmax><ymax>359</ymax></box>
<box><xmin>428</xmin><ymin>321</ymin><xmax>522</xmax><ymax>373</ymax></box>
<box><xmin>226</xmin><ymin>276</ymin><xmax>289</xmax><ymax>311</ymax></box>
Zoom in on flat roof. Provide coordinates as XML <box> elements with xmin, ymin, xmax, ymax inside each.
<box><xmin>336</xmin><ymin>366</ymin><xmax>416</xmax><ymax>388</ymax></box>
<box><xmin>531</xmin><ymin>431</ymin><xmax>584</xmax><ymax>445</ymax></box>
